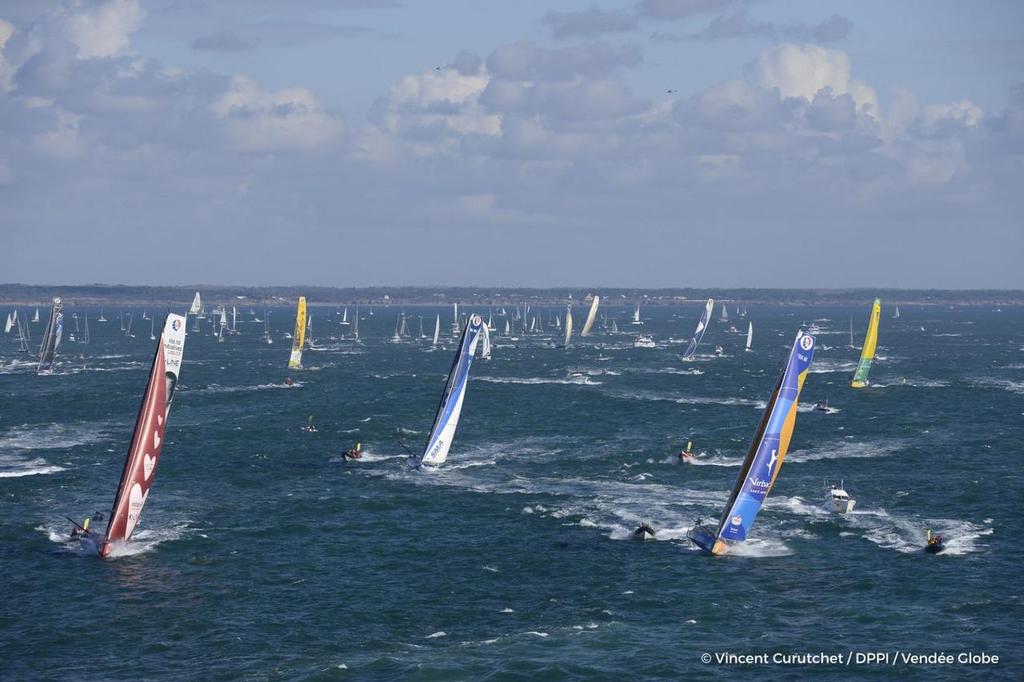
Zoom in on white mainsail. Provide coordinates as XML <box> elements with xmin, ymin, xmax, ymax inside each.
<box><xmin>632</xmin><ymin>305</ymin><xmax>641</xmax><ymax>325</ymax></box>
<box><xmin>563</xmin><ymin>305</ymin><xmax>573</xmax><ymax>347</ymax></box>
<box><xmin>745</xmin><ymin>322</ymin><xmax>753</xmax><ymax>351</ymax></box>
<box><xmin>417</xmin><ymin>315</ymin><xmax>491</xmax><ymax>468</ymax></box>
<box><xmin>4</xmin><ymin>312</ymin><xmax>12</xmax><ymax>334</ymax></box>
<box><xmin>189</xmin><ymin>292</ymin><xmax>202</xmax><ymax>315</ymax></box>
<box><xmin>580</xmin><ymin>296</ymin><xmax>600</xmax><ymax>337</ymax></box>
<box><xmin>432</xmin><ymin>314</ymin><xmax>441</xmax><ymax>346</ymax></box>
<box><xmin>720</xmin><ymin>303</ymin><xmax>729</xmax><ymax>322</ymax></box>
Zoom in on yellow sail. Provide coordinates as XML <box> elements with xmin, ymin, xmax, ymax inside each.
<box><xmin>851</xmin><ymin>298</ymin><xmax>880</xmax><ymax>388</ymax></box>
<box><xmin>289</xmin><ymin>296</ymin><xmax>307</xmax><ymax>368</ymax></box>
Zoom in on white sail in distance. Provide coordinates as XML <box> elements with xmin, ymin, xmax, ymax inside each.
<box><xmin>580</xmin><ymin>296</ymin><xmax>600</xmax><ymax>337</ymax></box>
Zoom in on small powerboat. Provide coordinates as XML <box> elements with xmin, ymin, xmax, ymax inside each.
<box><xmin>678</xmin><ymin>441</ymin><xmax>696</xmax><ymax>462</ymax></box>
<box><xmin>632</xmin><ymin>522</ymin><xmax>656</xmax><ymax>541</ymax></box>
<box><xmin>824</xmin><ymin>480</ymin><xmax>855</xmax><ymax>513</ymax></box>
<box><xmin>343</xmin><ymin>443</ymin><xmax>363</xmax><ymax>461</ymax></box>
<box><xmin>924</xmin><ymin>530</ymin><xmax>945</xmax><ymax>554</ymax></box>
<box><xmin>633</xmin><ymin>334</ymin><xmax>656</xmax><ymax>349</ymax></box>
<box><xmin>566</xmin><ymin>372</ymin><xmax>592</xmax><ymax>384</ymax></box>
<box><xmin>714</xmin><ymin>345</ymin><xmax>725</xmax><ymax>356</ymax></box>
<box><xmin>813</xmin><ymin>398</ymin><xmax>830</xmax><ymax>413</ymax></box>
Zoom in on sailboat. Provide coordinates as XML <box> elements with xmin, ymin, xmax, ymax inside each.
<box><xmin>73</xmin><ymin>313</ymin><xmax>80</xmax><ymax>333</ymax></box>
<box><xmin>189</xmin><ymin>292</ymin><xmax>202</xmax><ymax>317</ymax></box>
<box><xmin>610</xmin><ymin>318</ymin><xmax>618</xmax><ymax>333</ymax></box>
<box><xmin>632</xmin><ymin>305</ymin><xmax>642</xmax><ymax>326</ymax></box>
<box><xmin>848</xmin><ymin>315</ymin><xmax>855</xmax><ymax>349</ymax></box>
<box><xmin>745</xmin><ymin>322</ymin><xmax>753</xmax><ymax>352</ymax></box>
<box><xmin>451</xmin><ymin>302</ymin><xmax>460</xmax><ymax>335</ymax></box>
<box><xmin>351</xmin><ymin>306</ymin><xmax>360</xmax><ymax>342</ymax></box>
<box><xmin>149</xmin><ymin>317</ymin><xmax>156</xmax><ymax>341</ymax></box>
<box><xmin>893</xmin><ymin>305</ymin><xmax>901</xmax><ymax>320</ymax></box>
<box><xmin>98</xmin><ymin>308</ymin><xmax>108</xmax><ymax>323</ymax></box>
<box><xmin>432</xmin><ymin>314</ymin><xmax>441</xmax><ymax>347</ymax></box>
<box><xmin>580</xmin><ymin>296</ymin><xmax>600</xmax><ymax>337</ymax></box>
<box><xmin>3</xmin><ymin>312</ymin><xmax>12</xmax><ymax>334</ymax></box>
<box><xmin>75</xmin><ymin>314</ymin><xmax>187</xmax><ymax>559</ymax></box>
<box><xmin>230</xmin><ymin>305</ymin><xmax>239</xmax><ymax>335</ymax></box>
<box><xmin>119</xmin><ymin>312</ymin><xmax>125</xmax><ymax>332</ymax></box>
<box><xmin>264</xmin><ymin>312</ymin><xmax>273</xmax><ymax>345</ymax></box>
<box><xmin>17</xmin><ymin>316</ymin><xmax>29</xmax><ymax>352</ymax></box>
<box><xmin>36</xmin><ymin>297</ymin><xmax>64</xmax><ymax>374</ymax></box>
<box><xmin>682</xmin><ymin>298</ymin><xmax>715</xmax><ymax>359</ymax></box>
<box><xmin>340</xmin><ymin>306</ymin><xmax>350</xmax><ymax>326</ymax></box>
<box><xmin>503</xmin><ymin>319</ymin><xmax>511</xmax><ymax>337</ymax></box>
<box><xmin>289</xmin><ymin>297</ymin><xmax>307</xmax><ymax>368</ymax></box>
<box><xmin>82</xmin><ymin>314</ymin><xmax>90</xmax><ymax>345</ymax></box>
<box><xmin>562</xmin><ymin>304</ymin><xmax>573</xmax><ymax>347</ymax></box>
<box><xmin>688</xmin><ymin>331</ymin><xmax>816</xmax><ymax>555</ymax></box>
<box><xmin>720</xmin><ymin>303</ymin><xmax>729</xmax><ymax>322</ymax></box>
<box><xmin>219</xmin><ymin>308</ymin><xmax>229</xmax><ymax>335</ymax></box>
<box><xmin>124</xmin><ymin>313</ymin><xmax>134</xmax><ymax>338</ymax></box>
<box><xmin>32</xmin><ymin>308</ymin><xmax>40</xmax><ymax>323</ymax></box>
<box><xmin>413</xmin><ymin>315</ymin><xmax>491</xmax><ymax>469</ymax></box>
<box><xmin>391</xmin><ymin>313</ymin><xmax>403</xmax><ymax>343</ymax></box>
<box><xmin>851</xmin><ymin>298</ymin><xmax>881</xmax><ymax>388</ymax></box>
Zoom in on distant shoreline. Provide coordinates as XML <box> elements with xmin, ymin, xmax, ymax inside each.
<box><xmin>0</xmin><ymin>284</ymin><xmax>1020</xmax><ymax>307</ymax></box>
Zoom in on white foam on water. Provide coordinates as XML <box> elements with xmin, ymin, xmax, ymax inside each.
<box><xmin>787</xmin><ymin>438</ymin><xmax>906</xmax><ymax>464</ymax></box>
<box><xmin>426</xmin><ymin>631</ymin><xmax>447</xmax><ymax>639</ymax></box>
<box><xmin>972</xmin><ymin>377</ymin><xmax>1024</xmax><ymax>395</ymax></box>
<box><xmin>0</xmin><ymin>457</ymin><xmax>65</xmax><ymax>478</ymax></box>
<box><xmin>184</xmin><ymin>381</ymin><xmax>302</xmax><ymax>394</ymax></box>
<box><xmin>605</xmin><ymin>388</ymin><xmax>764</xmax><ymax>409</ymax></box>
<box><xmin>102</xmin><ymin>522</ymin><xmax>193</xmax><ymax>559</ymax></box>
<box><xmin>475</xmin><ymin>376</ymin><xmax>603</xmax><ymax>386</ymax></box>
<box><xmin>808</xmin><ymin>359</ymin><xmax>858</xmax><ymax>374</ymax></box>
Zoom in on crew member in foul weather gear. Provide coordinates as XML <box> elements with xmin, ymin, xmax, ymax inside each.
<box><xmin>344</xmin><ymin>442</ymin><xmax>363</xmax><ymax>460</ymax></box>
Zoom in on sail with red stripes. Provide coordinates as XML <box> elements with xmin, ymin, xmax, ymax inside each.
<box><xmin>100</xmin><ymin>314</ymin><xmax>187</xmax><ymax>558</ymax></box>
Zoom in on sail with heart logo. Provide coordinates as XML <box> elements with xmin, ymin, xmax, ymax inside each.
<box><xmin>289</xmin><ymin>296</ymin><xmax>307</xmax><ymax>368</ymax></box>
<box><xmin>93</xmin><ymin>314</ymin><xmax>187</xmax><ymax>558</ymax></box>
<box><xmin>36</xmin><ymin>297</ymin><xmax>64</xmax><ymax>374</ymax></box>
<box><xmin>682</xmin><ymin>298</ymin><xmax>715</xmax><ymax>359</ymax></box>
<box><xmin>416</xmin><ymin>314</ymin><xmax>491</xmax><ymax>468</ymax></box>
<box><xmin>688</xmin><ymin>331</ymin><xmax>815</xmax><ymax>555</ymax></box>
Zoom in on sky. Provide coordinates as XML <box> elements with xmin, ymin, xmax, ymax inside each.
<box><xmin>1</xmin><ymin>0</ymin><xmax>1022</xmax><ymax>289</ymax></box>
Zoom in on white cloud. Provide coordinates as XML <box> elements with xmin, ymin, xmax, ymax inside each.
<box><xmin>212</xmin><ymin>76</ymin><xmax>344</xmax><ymax>152</ymax></box>
<box><xmin>752</xmin><ymin>43</ymin><xmax>878</xmax><ymax>118</ymax></box>
<box><xmin>62</xmin><ymin>0</ymin><xmax>143</xmax><ymax>59</ymax></box>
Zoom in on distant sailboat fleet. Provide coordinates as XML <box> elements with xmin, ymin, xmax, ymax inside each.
<box><xmin>0</xmin><ymin>286</ymin><xmax>922</xmax><ymax>557</ymax></box>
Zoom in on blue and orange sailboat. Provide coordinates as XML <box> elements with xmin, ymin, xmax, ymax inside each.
<box><xmin>688</xmin><ymin>331</ymin><xmax>816</xmax><ymax>555</ymax></box>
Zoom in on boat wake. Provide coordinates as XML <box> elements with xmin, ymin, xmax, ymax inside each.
<box><xmin>475</xmin><ymin>376</ymin><xmax>603</xmax><ymax>386</ymax></box>
<box><xmin>183</xmin><ymin>381</ymin><xmax>303</xmax><ymax>394</ymax></box>
<box><xmin>972</xmin><ymin>377</ymin><xmax>1024</xmax><ymax>395</ymax></box>
<box><xmin>0</xmin><ymin>455</ymin><xmax>65</xmax><ymax>478</ymax></box>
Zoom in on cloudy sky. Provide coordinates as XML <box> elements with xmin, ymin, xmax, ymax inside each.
<box><xmin>1</xmin><ymin>1</ymin><xmax>1022</xmax><ymax>288</ymax></box>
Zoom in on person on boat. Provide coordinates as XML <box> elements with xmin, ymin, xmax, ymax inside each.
<box><xmin>813</xmin><ymin>399</ymin><xmax>828</xmax><ymax>412</ymax></box>
<box><xmin>678</xmin><ymin>441</ymin><xmax>695</xmax><ymax>461</ymax></box>
<box><xmin>302</xmin><ymin>416</ymin><xmax>317</xmax><ymax>433</ymax></box>
<box><xmin>70</xmin><ymin>512</ymin><xmax>103</xmax><ymax>539</ymax></box>
<box><xmin>926</xmin><ymin>528</ymin><xmax>944</xmax><ymax>547</ymax></box>
<box><xmin>344</xmin><ymin>442</ymin><xmax>363</xmax><ymax>460</ymax></box>
<box><xmin>635</xmin><ymin>522</ymin><xmax>655</xmax><ymax>537</ymax></box>
<box><xmin>284</xmin><ymin>377</ymin><xmax>295</xmax><ymax>386</ymax></box>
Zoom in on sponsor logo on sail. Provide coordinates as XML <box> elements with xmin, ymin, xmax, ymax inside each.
<box><xmin>730</xmin><ymin>515</ymin><xmax>742</xmax><ymax>526</ymax></box>
<box><xmin>800</xmin><ymin>334</ymin><xmax>813</xmax><ymax>351</ymax></box>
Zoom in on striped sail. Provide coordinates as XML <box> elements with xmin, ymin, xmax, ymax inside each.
<box><xmin>99</xmin><ymin>314</ymin><xmax>186</xmax><ymax>558</ymax></box>
<box><xmin>851</xmin><ymin>298</ymin><xmax>880</xmax><ymax>388</ymax></box>
<box><xmin>683</xmin><ymin>298</ymin><xmax>715</xmax><ymax>359</ymax></box>
<box><xmin>36</xmin><ymin>297</ymin><xmax>64</xmax><ymax>374</ymax></box>
<box><xmin>580</xmin><ymin>296</ymin><xmax>600</xmax><ymax>336</ymax></box>
<box><xmin>289</xmin><ymin>296</ymin><xmax>307</xmax><ymax>368</ymax></box>
<box><xmin>417</xmin><ymin>314</ymin><xmax>491</xmax><ymax>468</ymax></box>
<box><xmin>689</xmin><ymin>331</ymin><xmax>816</xmax><ymax>555</ymax></box>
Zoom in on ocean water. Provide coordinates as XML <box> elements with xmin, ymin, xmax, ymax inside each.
<box><xmin>2</xmin><ymin>303</ymin><xmax>1022</xmax><ymax>680</ymax></box>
